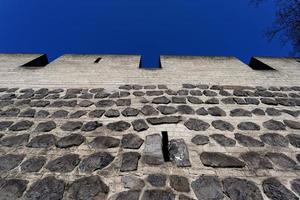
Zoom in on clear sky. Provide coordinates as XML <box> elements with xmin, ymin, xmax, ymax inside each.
<box><xmin>0</xmin><ymin>0</ymin><xmax>292</xmax><ymax>67</ymax></box>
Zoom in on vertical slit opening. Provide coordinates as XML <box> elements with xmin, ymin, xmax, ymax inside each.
<box><xmin>162</xmin><ymin>131</ymin><xmax>170</xmax><ymax>162</ymax></box>
<box><xmin>94</xmin><ymin>57</ymin><xmax>102</xmax><ymax>63</ymax></box>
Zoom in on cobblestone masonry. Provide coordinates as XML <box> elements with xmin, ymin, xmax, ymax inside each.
<box><xmin>0</xmin><ymin>54</ymin><xmax>299</xmax><ymax>199</ymax></box>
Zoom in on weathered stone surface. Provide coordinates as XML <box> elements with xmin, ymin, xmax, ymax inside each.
<box><xmin>122</xmin><ymin>107</ymin><xmax>140</xmax><ymax>117</ymax></box>
<box><xmin>210</xmin><ymin>134</ymin><xmax>236</xmax><ymax>147</ymax></box>
<box><xmin>284</xmin><ymin>120</ymin><xmax>300</xmax><ymax>130</ymax></box>
<box><xmin>263</xmin><ymin>178</ymin><xmax>298</xmax><ymax>200</ymax></box>
<box><xmin>0</xmin><ymin>154</ymin><xmax>25</xmax><ymax>171</ymax></box>
<box><xmin>70</xmin><ymin>110</ymin><xmax>87</xmax><ymax>118</ymax></box>
<box><xmin>122</xmin><ymin>176</ymin><xmax>145</xmax><ymax>190</ymax></box>
<box><xmin>9</xmin><ymin>120</ymin><xmax>33</xmax><ymax>131</ymax></box>
<box><xmin>287</xmin><ymin>134</ymin><xmax>300</xmax><ymax>148</ymax></box>
<box><xmin>81</xmin><ymin>121</ymin><xmax>102</xmax><ymax>131</ymax></box>
<box><xmin>252</xmin><ymin>108</ymin><xmax>265</xmax><ymax>115</ymax></box>
<box><xmin>203</xmin><ymin>90</ymin><xmax>217</xmax><ymax>96</ymax></box>
<box><xmin>152</xmin><ymin>96</ymin><xmax>171</xmax><ymax>104</ymax></box>
<box><xmin>0</xmin><ymin>108</ymin><xmax>20</xmax><ymax>117</ymax></box>
<box><xmin>260</xmin><ymin>98</ymin><xmax>278</xmax><ymax>105</ymax></box>
<box><xmin>115</xmin><ymin>190</ymin><xmax>141</xmax><ymax>200</ymax></box>
<box><xmin>56</xmin><ymin>134</ymin><xmax>85</xmax><ymax>148</ymax></box>
<box><xmin>21</xmin><ymin>156</ymin><xmax>47</xmax><ymax>172</ymax></box>
<box><xmin>0</xmin><ymin>179</ymin><xmax>28</xmax><ymax>199</ymax></box>
<box><xmin>46</xmin><ymin>154</ymin><xmax>81</xmax><ymax>173</ymax></box>
<box><xmin>165</xmin><ymin>89</ymin><xmax>177</xmax><ymax>95</ymax></box>
<box><xmin>183</xmin><ymin>84</ymin><xmax>196</xmax><ymax>89</ymax></box>
<box><xmin>221</xmin><ymin>97</ymin><xmax>235</xmax><ymax>104</ymax></box>
<box><xmin>187</xmin><ymin>96</ymin><xmax>203</xmax><ymax>104</ymax></box>
<box><xmin>240</xmin><ymin>152</ymin><xmax>273</xmax><ymax>169</ymax></box>
<box><xmin>29</xmin><ymin>100</ymin><xmax>50</xmax><ymax>107</ymax></box>
<box><xmin>24</xmin><ymin>176</ymin><xmax>65</xmax><ymax>200</ymax></box>
<box><xmin>36</xmin><ymin>110</ymin><xmax>50</xmax><ymax>118</ymax></box>
<box><xmin>177</xmin><ymin>90</ymin><xmax>189</xmax><ymax>96</ymax></box>
<box><xmin>157</xmin><ymin>106</ymin><xmax>177</xmax><ymax>115</ymax></box>
<box><xmin>26</xmin><ymin>134</ymin><xmax>56</xmax><ymax>148</ymax></box>
<box><xmin>19</xmin><ymin>108</ymin><xmax>36</xmax><ymax>118</ymax></box>
<box><xmin>230</xmin><ymin>108</ymin><xmax>252</xmax><ymax>117</ymax></box>
<box><xmin>191</xmin><ymin>135</ymin><xmax>209</xmax><ymax>145</ymax></box>
<box><xmin>68</xmin><ymin>176</ymin><xmax>109</xmax><ymax>200</ymax></box>
<box><xmin>132</xmin><ymin>119</ymin><xmax>149</xmax><ymax>132</ymax></box>
<box><xmin>291</xmin><ymin>179</ymin><xmax>300</xmax><ymax>196</ymax></box>
<box><xmin>147</xmin><ymin>174</ymin><xmax>166</xmax><ymax>187</ymax></box>
<box><xmin>195</xmin><ymin>107</ymin><xmax>208</xmax><ymax>116</ymax></box>
<box><xmin>88</xmin><ymin>109</ymin><xmax>105</xmax><ymax>118</ymax></box>
<box><xmin>276</xmin><ymin>98</ymin><xmax>296</xmax><ymax>106</ymax></box>
<box><xmin>79</xmin><ymin>152</ymin><xmax>114</xmax><ymax>172</ymax></box>
<box><xmin>120</xmin><ymin>152</ymin><xmax>141</xmax><ymax>172</ymax></box>
<box><xmin>61</xmin><ymin>121</ymin><xmax>83</xmax><ymax>131</ymax></box>
<box><xmin>211</xmin><ymin>120</ymin><xmax>234</xmax><ymax>131</ymax></box>
<box><xmin>35</xmin><ymin>121</ymin><xmax>56</xmax><ymax>132</ymax></box>
<box><xmin>141</xmin><ymin>105</ymin><xmax>159</xmax><ymax>116</ymax></box>
<box><xmin>142</xmin><ymin>189</ymin><xmax>175</xmax><ymax>200</ymax></box>
<box><xmin>200</xmin><ymin>152</ymin><xmax>245</xmax><ymax>168</ymax></box>
<box><xmin>89</xmin><ymin>136</ymin><xmax>120</xmax><ymax>148</ymax></box>
<box><xmin>116</xmin><ymin>98</ymin><xmax>131</xmax><ymax>106</ymax></box>
<box><xmin>119</xmin><ymin>84</ymin><xmax>132</xmax><ymax>90</ymax></box>
<box><xmin>94</xmin><ymin>91</ymin><xmax>110</xmax><ymax>98</ymax></box>
<box><xmin>95</xmin><ymin>100</ymin><xmax>115</xmax><ymax>107</ymax></box>
<box><xmin>169</xmin><ymin>139</ymin><xmax>191</xmax><ymax>167</ymax></box>
<box><xmin>235</xmin><ymin>133</ymin><xmax>264</xmax><ymax>147</ymax></box>
<box><xmin>146</xmin><ymin>90</ymin><xmax>164</xmax><ymax>96</ymax></box>
<box><xmin>266</xmin><ymin>152</ymin><xmax>299</xmax><ymax>170</ymax></box>
<box><xmin>0</xmin><ymin>134</ymin><xmax>29</xmax><ymax>147</ymax></box>
<box><xmin>184</xmin><ymin>118</ymin><xmax>210</xmax><ymax>131</ymax></box>
<box><xmin>0</xmin><ymin>121</ymin><xmax>13</xmax><ymax>131</ymax></box>
<box><xmin>233</xmin><ymin>89</ymin><xmax>248</xmax><ymax>96</ymax></box>
<box><xmin>78</xmin><ymin>100</ymin><xmax>93</xmax><ymax>107</ymax></box>
<box><xmin>177</xmin><ymin>105</ymin><xmax>195</xmax><ymax>114</ymax></box>
<box><xmin>172</xmin><ymin>96</ymin><xmax>186</xmax><ymax>104</ymax></box>
<box><xmin>281</xmin><ymin>109</ymin><xmax>300</xmax><ymax>117</ymax></box>
<box><xmin>245</xmin><ymin>97</ymin><xmax>260</xmax><ymax>105</ymax></box>
<box><xmin>133</xmin><ymin>91</ymin><xmax>145</xmax><ymax>96</ymax></box>
<box><xmin>266</xmin><ymin>108</ymin><xmax>281</xmax><ymax>116</ymax></box>
<box><xmin>207</xmin><ymin>106</ymin><xmax>226</xmax><ymax>116</ymax></box>
<box><xmin>142</xmin><ymin>134</ymin><xmax>164</xmax><ymax>165</ymax></box>
<box><xmin>107</xmin><ymin>121</ymin><xmax>131</xmax><ymax>132</ymax></box>
<box><xmin>179</xmin><ymin>195</ymin><xmax>195</xmax><ymax>200</ymax></box>
<box><xmin>190</xmin><ymin>90</ymin><xmax>202</xmax><ymax>96</ymax></box>
<box><xmin>205</xmin><ymin>98</ymin><xmax>219</xmax><ymax>104</ymax></box>
<box><xmin>260</xmin><ymin>133</ymin><xmax>289</xmax><ymax>147</ymax></box>
<box><xmin>121</xmin><ymin>134</ymin><xmax>144</xmax><ymax>149</ymax></box>
<box><xmin>51</xmin><ymin>110</ymin><xmax>69</xmax><ymax>118</ymax></box>
<box><xmin>223</xmin><ymin>177</ymin><xmax>263</xmax><ymax>200</ymax></box>
<box><xmin>191</xmin><ymin>176</ymin><xmax>224</xmax><ymax>200</ymax></box>
<box><xmin>237</xmin><ymin>122</ymin><xmax>260</xmax><ymax>131</ymax></box>
<box><xmin>169</xmin><ymin>175</ymin><xmax>190</xmax><ymax>192</ymax></box>
<box><xmin>104</xmin><ymin>109</ymin><xmax>120</xmax><ymax>118</ymax></box>
<box><xmin>263</xmin><ymin>119</ymin><xmax>286</xmax><ymax>130</ymax></box>
<box><xmin>147</xmin><ymin>116</ymin><xmax>181</xmax><ymax>125</ymax></box>
<box><xmin>219</xmin><ymin>89</ymin><xmax>231</xmax><ymax>96</ymax></box>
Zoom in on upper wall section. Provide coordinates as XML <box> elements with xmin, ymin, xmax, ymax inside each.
<box><xmin>0</xmin><ymin>53</ymin><xmax>299</xmax><ymax>87</ymax></box>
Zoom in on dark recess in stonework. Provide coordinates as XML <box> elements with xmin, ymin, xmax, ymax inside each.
<box><xmin>94</xmin><ymin>57</ymin><xmax>102</xmax><ymax>63</ymax></box>
<box><xmin>21</xmin><ymin>54</ymin><xmax>49</xmax><ymax>68</ymax></box>
<box><xmin>248</xmin><ymin>57</ymin><xmax>276</xmax><ymax>70</ymax></box>
<box><xmin>162</xmin><ymin>131</ymin><xmax>170</xmax><ymax>162</ymax></box>
<box><xmin>139</xmin><ymin>56</ymin><xmax>162</xmax><ymax>69</ymax></box>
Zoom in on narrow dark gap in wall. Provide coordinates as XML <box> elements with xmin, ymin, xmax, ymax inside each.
<box><xmin>248</xmin><ymin>57</ymin><xmax>276</xmax><ymax>70</ymax></box>
<box><xmin>139</xmin><ymin>55</ymin><xmax>161</xmax><ymax>69</ymax></box>
<box><xmin>22</xmin><ymin>54</ymin><xmax>49</xmax><ymax>67</ymax></box>
<box><xmin>94</xmin><ymin>57</ymin><xmax>102</xmax><ymax>63</ymax></box>
<box><xmin>161</xmin><ymin>131</ymin><xmax>170</xmax><ymax>162</ymax></box>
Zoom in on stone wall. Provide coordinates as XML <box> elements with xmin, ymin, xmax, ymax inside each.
<box><xmin>0</xmin><ymin>54</ymin><xmax>299</xmax><ymax>199</ymax></box>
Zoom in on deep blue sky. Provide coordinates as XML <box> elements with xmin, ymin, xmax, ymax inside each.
<box><xmin>0</xmin><ymin>0</ymin><xmax>292</xmax><ymax>67</ymax></box>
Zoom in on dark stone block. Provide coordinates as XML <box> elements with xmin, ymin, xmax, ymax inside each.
<box><xmin>157</xmin><ymin>106</ymin><xmax>177</xmax><ymax>115</ymax></box>
<box><xmin>142</xmin><ymin>134</ymin><xmax>164</xmax><ymax>165</ymax></box>
<box><xmin>223</xmin><ymin>177</ymin><xmax>263</xmax><ymax>200</ymax></box>
<box><xmin>287</xmin><ymin>134</ymin><xmax>300</xmax><ymax>148</ymax></box>
<box><xmin>78</xmin><ymin>100</ymin><xmax>94</xmax><ymax>107</ymax></box>
<box><xmin>152</xmin><ymin>96</ymin><xmax>171</xmax><ymax>104</ymax></box>
<box><xmin>190</xmin><ymin>90</ymin><xmax>202</xmax><ymax>96</ymax></box>
<box><xmin>21</xmin><ymin>156</ymin><xmax>46</xmax><ymax>172</ymax></box>
<box><xmin>46</xmin><ymin>154</ymin><xmax>80</xmax><ymax>173</ymax></box>
<box><xmin>266</xmin><ymin>108</ymin><xmax>281</xmax><ymax>116</ymax></box>
<box><xmin>0</xmin><ymin>154</ymin><xmax>25</xmax><ymax>171</ymax></box>
<box><xmin>281</xmin><ymin>109</ymin><xmax>300</xmax><ymax>117</ymax></box>
<box><xmin>146</xmin><ymin>90</ymin><xmax>164</xmax><ymax>96</ymax></box>
<box><xmin>200</xmin><ymin>152</ymin><xmax>245</xmax><ymax>168</ymax></box>
<box><xmin>132</xmin><ymin>119</ymin><xmax>149</xmax><ymax>132</ymax></box>
<box><xmin>29</xmin><ymin>100</ymin><xmax>50</xmax><ymax>107</ymax></box>
<box><xmin>291</xmin><ymin>179</ymin><xmax>300</xmax><ymax>196</ymax></box>
<box><xmin>284</xmin><ymin>120</ymin><xmax>300</xmax><ymax>130</ymax></box>
<box><xmin>170</xmin><ymin>175</ymin><xmax>190</xmax><ymax>192</ymax></box>
<box><xmin>276</xmin><ymin>98</ymin><xmax>296</xmax><ymax>106</ymax></box>
<box><xmin>165</xmin><ymin>89</ymin><xmax>177</xmax><ymax>95</ymax></box>
<box><xmin>184</xmin><ymin>118</ymin><xmax>210</xmax><ymax>131</ymax></box>
<box><xmin>205</xmin><ymin>98</ymin><xmax>219</xmax><ymax>104</ymax></box>
<box><xmin>107</xmin><ymin>121</ymin><xmax>131</xmax><ymax>131</ymax></box>
<box><xmin>79</xmin><ymin>152</ymin><xmax>114</xmax><ymax>172</ymax></box>
<box><xmin>95</xmin><ymin>100</ymin><xmax>115</xmax><ymax>107</ymax></box>
<box><xmin>260</xmin><ymin>133</ymin><xmax>289</xmax><ymax>147</ymax></box>
<box><xmin>120</xmin><ymin>152</ymin><xmax>141</xmax><ymax>172</ymax></box>
<box><xmin>121</xmin><ymin>134</ymin><xmax>144</xmax><ymax>149</ymax></box>
<box><xmin>210</xmin><ymin>134</ymin><xmax>236</xmax><ymax>147</ymax></box>
<box><xmin>94</xmin><ymin>91</ymin><xmax>110</xmax><ymax>98</ymax></box>
<box><xmin>89</xmin><ymin>88</ymin><xmax>104</xmax><ymax>93</ymax></box>
<box><xmin>233</xmin><ymin>98</ymin><xmax>247</xmax><ymax>105</ymax></box>
<box><xmin>142</xmin><ymin>189</ymin><xmax>175</xmax><ymax>200</ymax></box>
<box><xmin>244</xmin><ymin>97</ymin><xmax>260</xmax><ymax>105</ymax></box>
<box><xmin>88</xmin><ymin>109</ymin><xmax>105</xmax><ymax>118</ymax></box>
<box><xmin>119</xmin><ymin>84</ymin><xmax>132</xmax><ymax>90</ymax></box>
<box><xmin>9</xmin><ymin>120</ymin><xmax>33</xmax><ymax>131</ymax></box>
<box><xmin>182</xmin><ymin>84</ymin><xmax>196</xmax><ymax>89</ymax></box>
<box><xmin>237</xmin><ymin>122</ymin><xmax>260</xmax><ymax>131</ymax></box>
<box><xmin>35</xmin><ymin>121</ymin><xmax>56</xmax><ymax>132</ymax></box>
<box><xmin>69</xmin><ymin>110</ymin><xmax>87</xmax><ymax>118</ymax></box>
<box><xmin>252</xmin><ymin>108</ymin><xmax>265</xmax><ymax>115</ymax></box>
<box><xmin>0</xmin><ymin>121</ymin><xmax>13</xmax><ymax>131</ymax></box>
<box><xmin>191</xmin><ymin>176</ymin><xmax>223</xmax><ymax>200</ymax></box>
<box><xmin>56</xmin><ymin>134</ymin><xmax>85</xmax><ymax>148</ymax></box>
<box><xmin>0</xmin><ymin>179</ymin><xmax>28</xmax><ymax>199</ymax></box>
<box><xmin>169</xmin><ymin>139</ymin><xmax>191</xmax><ymax>167</ymax></box>
<box><xmin>0</xmin><ymin>134</ymin><xmax>29</xmax><ymax>147</ymax></box>
<box><xmin>104</xmin><ymin>109</ymin><xmax>120</xmax><ymax>118</ymax></box>
<box><xmin>0</xmin><ymin>108</ymin><xmax>20</xmax><ymax>117</ymax></box>
<box><xmin>212</xmin><ymin>120</ymin><xmax>234</xmax><ymax>131</ymax></box>
<box><xmin>187</xmin><ymin>96</ymin><xmax>203</xmax><ymax>104</ymax></box>
<box><xmin>51</xmin><ymin>110</ymin><xmax>69</xmax><ymax>118</ymax></box>
<box><xmin>197</xmin><ymin>84</ymin><xmax>209</xmax><ymax>89</ymax></box>
<box><xmin>24</xmin><ymin>176</ymin><xmax>65</xmax><ymax>200</ymax></box>
<box><xmin>263</xmin><ymin>119</ymin><xmax>286</xmax><ymax>130</ymax></box>
<box><xmin>207</xmin><ymin>106</ymin><xmax>226</xmax><ymax>116</ymax></box>
<box><xmin>122</xmin><ymin>107</ymin><xmax>140</xmax><ymax>117</ymax></box>
<box><xmin>191</xmin><ymin>135</ymin><xmax>209</xmax><ymax>145</ymax></box>
<box><xmin>19</xmin><ymin>108</ymin><xmax>36</xmax><ymax>118</ymax></box>
<box><xmin>240</xmin><ymin>151</ymin><xmax>272</xmax><ymax>169</ymax></box>
<box><xmin>61</xmin><ymin>121</ymin><xmax>83</xmax><ymax>131</ymax></box>
<box><xmin>219</xmin><ymin>89</ymin><xmax>231</xmax><ymax>96</ymax></box>
<box><xmin>203</xmin><ymin>90</ymin><xmax>217</xmax><ymax>97</ymax></box>
<box><xmin>221</xmin><ymin>97</ymin><xmax>235</xmax><ymax>104</ymax></box>
<box><xmin>177</xmin><ymin>89</ymin><xmax>189</xmax><ymax>96</ymax></box>
<box><xmin>141</xmin><ymin>105</ymin><xmax>159</xmax><ymax>116</ymax></box>
<box><xmin>230</xmin><ymin>108</ymin><xmax>252</xmax><ymax>117</ymax></box>
<box><xmin>177</xmin><ymin>105</ymin><xmax>195</xmax><ymax>114</ymax></box>
<box><xmin>147</xmin><ymin>116</ymin><xmax>182</xmax><ymax>125</ymax></box>
<box><xmin>89</xmin><ymin>136</ymin><xmax>120</xmax><ymax>148</ymax></box>
<box><xmin>81</xmin><ymin>121</ymin><xmax>102</xmax><ymax>132</ymax></box>
<box><xmin>26</xmin><ymin>134</ymin><xmax>56</xmax><ymax>148</ymax></box>
<box><xmin>116</xmin><ymin>99</ymin><xmax>131</xmax><ymax>106</ymax></box>
<box><xmin>195</xmin><ymin>107</ymin><xmax>208</xmax><ymax>115</ymax></box>
<box><xmin>172</xmin><ymin>96</ymin><xmax>186</xmax><ymax>104</ymax></box>
<box><xmin>35</xmin><ymin>110</ymin><xmax>49</xmax><ymax>118</ymax></box>
<box><xmin>235</xmin><ymin>133</ymin><xmax>264</xmax><ymax>147</ymax></box>
<box><xmin>265</xmin><ymin>152</ymin><xmax>300</xmax><ymax>170</ymax></box>
<box><xmin>261</xmin><ymin>98</ymin><xmax>278</xmax><ymax>105</ymax></box>
<box><xmin>233</xmin><ymin>89</ymin><xmax>248</xmax><ymax>97</ymax></box>
<box><xmin>133</xmin><ymin>91</ymin><xmax>145</xmax><ymax>96</ymax></box>
<box><xmin>147</xmin><ymin>174</ymin><xmax>166</xmax><ymax>187</ymax></box>
<box><xmin>263</xmin><ymin>178</ymin><xmax>298</xmax><ymax>200</ymax></box>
